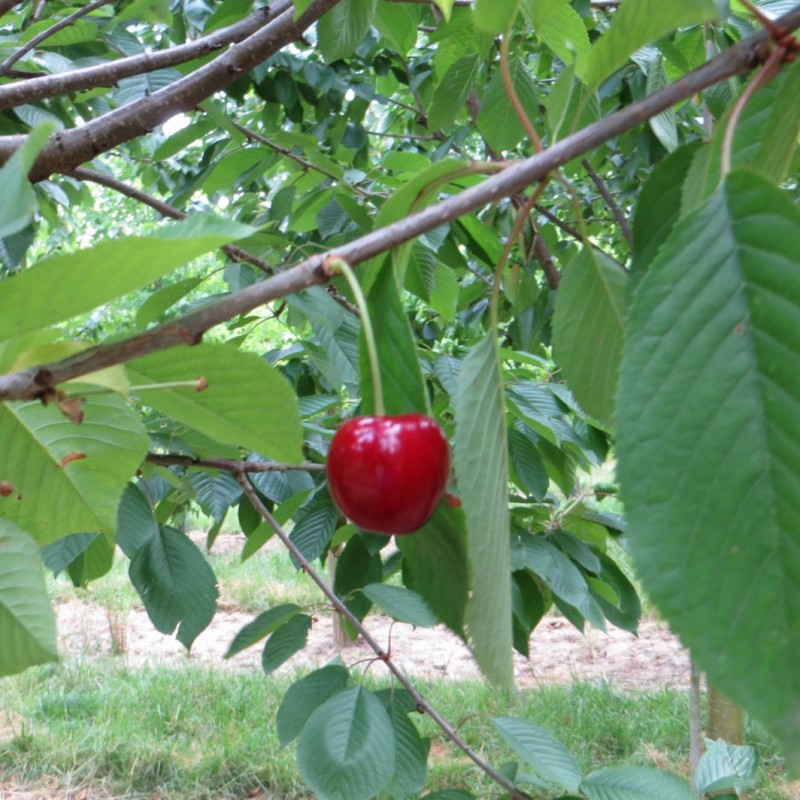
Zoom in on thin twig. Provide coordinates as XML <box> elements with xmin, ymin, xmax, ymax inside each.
<box><xmin>145</xmin><ymin>453</ymin><xmax>325</xmax><ymax>472</ymax></box>
<box><xmin>581</xmin><ymin>158</ymin><xmax>633</xmax><ymax>248</ymax></box>
<box><xmin>531</xmin><ymin>224</ymin><xmax>560</xmax><ymax>290</ymax></box>
<box><xmin>0</xmin><ymin>0</ymin><xmax>114</xmax><ymax>77</ymax></box>
<box><xmin>234</xmin><ymin>471</ymin><xmax>532</xmax><ymax>800</ymax></box>
<box><xmin>499</xmin><ymin>30</ymin><xmax>543</xmax><ymax>153</ymax></box>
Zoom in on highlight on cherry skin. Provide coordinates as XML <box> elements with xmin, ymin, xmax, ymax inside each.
<box><xmin>326</xmin><ymin>414</ymin><xmax>451</xmax><ymax>535</ymax></box>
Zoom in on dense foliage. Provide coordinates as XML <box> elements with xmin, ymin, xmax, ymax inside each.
<box><xmin>1</xmin><ymin>0</ymin><xmax>799</xmax><ymax>797</ymax></box>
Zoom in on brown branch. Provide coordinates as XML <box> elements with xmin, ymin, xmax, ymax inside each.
<box><xmin>0</xmin><ymin>0</ymin><xmax>342</xmax><ymax>181</ymax></box>
<box><xmin>0</xmin><ymin>0</ymin><xmax>22</xmax><ymax>18</ymax></box>
<box><xmin>233</xmin><ymin>472</ymin><xmax>532</xmax><ymax>800</ymax></box>
<box><xmin>534</xmin><ymin>203</ymin><xmax>583</xmax><ymax>242</ymax></box>
<box><xmin>581</xmin><ymin>158</ymin><xmax>634</xmax><ymax>248</ymax></box>
<box><xmin>0</xmin><ymin>3</ymin><xmax>286</xmax><ymax>110</ymax></box>
<box><xmin>68</xmin><ymin>166</ymin><xmax>276</xmax><ymax>274</ymax></box>
<box><xmin>2</xmin><ymin>8</ymin><xmax>800</xmax><ymax>401</ymax></box>
<box><xmin>145</xmin><ymin>453</ymin><xmax>325</xmax><ymax>472</ymax></box>
<box><xmin>531</xmin><ymin>226</ymin><xmax>560</xmax><ymax>290</ymax></box>
<box><xmin>0</xmin><ymin>0</ymin><xmax>115</xmax><ymax>78</ymax></box>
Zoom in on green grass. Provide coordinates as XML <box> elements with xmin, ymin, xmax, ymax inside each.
<box><xmin>0</xmin><ymin>661</ymin><xmax>790</xmax><ymax>799</ymax></box>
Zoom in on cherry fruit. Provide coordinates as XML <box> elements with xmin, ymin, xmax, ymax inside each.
<box><xmin>327</xmin><ymin>414</ymin><xmax>450</xmax><ymax>535</ymax></box>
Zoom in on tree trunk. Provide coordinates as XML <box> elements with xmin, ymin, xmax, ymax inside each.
<box><xmin>707</xmin><ymin>683</ymin><xmax>745</xmax><ymax>744</ymax></box>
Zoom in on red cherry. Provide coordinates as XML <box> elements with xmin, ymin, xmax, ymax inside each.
<box><xmin>327</xmin><ymin>414</ymin><xmax>450</xmax><ymax>535</ymax></box>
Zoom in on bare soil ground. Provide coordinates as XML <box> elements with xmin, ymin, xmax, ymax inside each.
<box><xmin>53</xmin><ymin>598</ymin><xmax>691</xmax><ymax>692</ymax></box>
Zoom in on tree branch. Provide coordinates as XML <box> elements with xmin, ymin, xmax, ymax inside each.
<box><xmin>146</xmin><ymin>453</ymin><xmax>325</xmax><ymax>472</ymax></box>
<box><xmin>233</xmin><ymin>472</ymin><xmax>532</xmax><ymax>800</ymax></box>
<box><xmin>581</xmin><ymin>158</ymin><xmax>634</xmax><ymax>248</ymax></box>
<box><xmin>0</xmin><ymin>3</ymin><xmax>286</xmax><ymax>109</ymax></box>
<box><xmin>2</xmin><ymin>7</ymin><xmax>799</xmax><ymax>401</ymax></box>
<box><xmin>0</xmin><ymin>0</ymin><xmax>22</xmax><ymax>18</ymax></box>
<box><xmin>0</xmin><ymin>0</ymin><xmax>114</xmax><ymax>78</ymax></box>
<box><xmin>0</xmin><ymin>0</ymin><xmax>342</xmax><ymax>180</ymax></box>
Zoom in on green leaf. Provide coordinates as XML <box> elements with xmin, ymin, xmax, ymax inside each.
<box><xmin>385</xmin><ymin>701</ymin><xmax>428</xmax><ymax>800</ymax></box>
<box><xmin>428</xmin><ymin>54</ymin><xmax>480</xmax><ymax>132</ymax></box>
<box><xmin>492</xmin><ymin>716</ymin><xmax>582</xmax><ymax>792</ymax></box>
<box><xmin>0</xmin><ymin>394</ymin><xmax>148</xmax><ymax>544</ymax></box>
<box><xmin>0</xmin><ymin>124</ymin><xmax>53</xmax><ymax>240</ymax></box>
<box><xmin>525</xmin><ymin>0</ymin><xmax>590</xmax><ymax>79</ymax></box>
<box><xmin>477</xmin><ymin>59</ymin><xmax>538</xmax><ymax>153</ymax></box>
<box><xmin>616</xmin><ymin>171</ymin><xmax>800</xmax><ymax>765</ymax></box>
<box><xmin>508</xmin><ymin>428</ymin><xmax>549</xmax><ymax>500</ymax></box>
<box><xmin>135</xmin><ymin>276</ymin><xmax>204</xmax><ymax>327</ymax></box>
<box><xmin>361</xmin><ymin>584</ymin><xmax>437</xmax><ymax>628</ymax></box>
<box><xmin>334</xmin><ymin>535</ymin><xmax>382</xmax><ymax>621</ymax></box>
<box><xmin>128</xmin><ymin>343</ymin><xmax>303</xmax><ymax>463</ymax></box>
<box><xmin>361</xmin><ymin>261</ymin><xmax>428</xmax><ymax>416</ymax></box>
<box><xmin>0</xmin><ymin>520</ymin><xmax>57</xmax><ymax>675</ymax></box>
<box><xmin>552</xmin><ymin>247</ymin><xmax>627</xmax><ymax>426</ymax></box>
<box><xmin>694</xmin><ymin>740</ymin><xmax>758</xmax><ymax>794</ymax></box>
<box><xmin>398</xmin><ymin>504</ymin><xmax>469</xmax><ymax>636</ymax></box>
<box><xmin>277</xmin><ymin>665</ymin><xmax>350</xmax><ymax>746</ymax></box>
<box><xmin>454</xmin><ymin>332</ymin><xmax>513</xmax><ymax>687</ymax></box>
<box><xmin>261</xmin><ymin>614</ymin><xmax>312</xmax><ymax>675</ymax></box>
<box><xmin>203</xmin><ymin>147</ymin><xmax>273</xmax><ymax>195</ymax></box>
<box><xmin>129</xmin><ymin>525</ymin><xmax>218</xmax><ymax>649</ymax></box>
<box><xmin>290</xmin><ymin>488</ymin><xmax>338</xmax><ymax>564</ymax></box>
<box><xmin>431</xmin><ymin>0</ymin><xmax>454</xmax><ymax>20</ymax></box>
<box><xmin>474</xmin><ymin>0</ymin><xmax>518</xmax><ymax>34</ymax></box>
<box><xmin>374</xmin><ymin>3</ymin><xmax>422</xmax><ymax>54</ymax></box>
<box><xmin>297</xmin><ymin>686</ymin><xmax>395</xmax><ymax>800</ymax></box>
<box><xmin>116</xmin><ymin>483</ymin><xmax>158</xmax><ymax>558</ymax></box>
<box><xmin>188</xmin><ymin>469</ymin><xmax>242</xmax><ymax>521</ymax></box>
<box><xmin>41</xmin><ymin>532</ymin><xmax>114</xmax><ymax>587</ymax></box>
<box><xmin>581</xmin><ymin>767</ymin><xmax>695</xmax><ymax>800</ymax></box>
<box><xmin>0</xmin><ymin>216</ymin><xmax>253</xmax><ymax>342</ymax></box>
<box><xmin>646</xmin><ymin>55</ymin><xmax>677</xmax><ymax>153</ymax></box>
<box><xmin>224</xmin><ymin>603</ymin><xmax>302</xmax><ymax>659</ymax></box>
<box><xmin>585</xmin><ymin>0</ymin><xmax>718</xmax><ymax>91</ymax></box>
<box><xmin>318</xmin><ymin>0</ymin><xmax>378</xmax><ymax>63</ymax></box>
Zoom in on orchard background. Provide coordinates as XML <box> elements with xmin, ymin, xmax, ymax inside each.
<box><xmin>0</xmin><ymin>0</ymin><xmax>799</xmax><ymax>798</ymax></box>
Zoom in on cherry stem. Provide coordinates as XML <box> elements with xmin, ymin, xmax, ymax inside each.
<box><xmin>324</xmin><ymin>256</ymin><xmax>385</xmax><ymax>416</ymax></box>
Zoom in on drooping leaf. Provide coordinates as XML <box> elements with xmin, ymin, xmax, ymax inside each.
<box><xmin>0</xmin><ymin>520</ymin><xmax>58</xmax><ymax>675</ymax></box>
<box><xmin>277</xmin><ymin>665</ymin><xmax>350</xmax><ymax>746</ymax></box>
<box><xmin>581</xmin><ymin>766</ymin><xmax>695</xmax><ymax>800</ymax></box>
<box><xmin>398</xmin><ymin>504</ymin><xmax>469</xmax><ymax>636</ymax></box>
<box><xmin>40</xmin><ymin>531</ymin><xmax>114</xmax><ymax>587</ymax></box>
<box><xmin>617</xmin><ymin>171</ymin><xmax>800</xmax><ymax>764</ymax></box>
<box><xmin>552</xmin><ymin>247</ymin><xmax>627</xmax><ymax>426</ymax></box>
<box><xmin>454</xmin><ymin>332</ymin><xmax>513</xmax><ymax>688</ymax></box>
<box><xmin>586</xmin><ymin>0</ymin><xmax>718</xmax><ymax>91</ymax></box>
<box><xmin>297</xmin><ymin>686</ymin><xmax>395</xmax><ymax>800</ymax></box>
<box><xmin>224</xmin><ymin>603</ymin><xmax>302</xmax><ymax>659</ymax></box>
<box><xmin>290</xmin><ymin>487</ymin><xmax>339</xmax><ymax>564</ymax></box>
<box><xmin>694</xmin><ymin>739</ymin><xmax>758</xmax><ymax>794</ymax></box>
<box><xmin>261</xmin><ymin>614</ymin><xmax>312</xmax><ymax>675</ymax></box>
<box><xmin>0</xmin><ymin>394</ymin><xmax>148</xmax><ymax>544</ymax></box>
<box><xmin>384</xmin><ymin>701</ymin><xmax>429</xmax><ymax>800</ymax></box>
<box><xmin>116</xmin><ymin>482</ymin><xmax>158</xmax><ymax>558</ymax></box>
<box><xmin>318</xmin><ymin>0</ymin><xmax>378</xmax><ymax>63</ymax></box>
<box><xmin>361</xmin><ymin>583</ymin><xmax>437</xmax><ymax>628</ymax></box>
<box><xmin>0</xmin><ymin>216</ymin><xmax>253</xmax><ymax>342</ymax></box>
<box><xmin>0</xmin><ymin>123</ymin><xmax>53</xmax><ymax>240</ymax></box>
<box><xmin>492</xmin><ymin>716</ymin><xmax>582</xmax><ymax>792</ymax></box>
<box><xmin>128</xmin><ymin>343</ymin><xmax>303</xmax><ymax>464</ymax></box>
<box><xmin>129</xmin><ymin>525</ymin><xmax>218</xmax><ymax>649</ymax></box>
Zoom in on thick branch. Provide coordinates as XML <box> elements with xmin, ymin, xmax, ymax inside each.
<box><xmin>0</xmin><ymin>3</ymin><xmax>286</xmax><ymax>109</ymax></box>
<box><xmin>0</xmin><ymin>0</ymin><xmax>22</xmax><ymax>18</ymax></box>
<box><xmin>0</xmin><ymin>0</ymin><xmax>114</xmax><ymax>78</ymax></box>
<box><xmin>0</xmin><ymin>0</ymin><xmax>341</xmax><ymax>180</ymax></box>
<box><xmin>1</xmin><ymin>7</ymin><xmax>799</xmax><ymax>401</ymax></box>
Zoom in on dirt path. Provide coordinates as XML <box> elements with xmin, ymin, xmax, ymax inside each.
<box><xmin>56</xmin><ymin>600</ymin><xmax>690</xmax><ymax>691</ymax></box>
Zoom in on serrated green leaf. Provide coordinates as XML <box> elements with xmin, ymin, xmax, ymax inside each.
<box><xmin>552</xmin><ymin>248</ymin><xmax>627</xmax><ymax>426</ymax></box>
<box><xmin>525</xmin><ymin>0</ymin><xmax>590</xmax><ymax>79</ymax></box>
<box><xmin>374</xmin><ymin>3</ymin><xmax>421</xmax><ymax>53</ymax></box>
<box><xmin>129</xmin><ymin>525</ymin><xmax>218</xmax><ymax>649</ymax></box>
<box><xmin>477</xmin><ymin>59</ymin><xmax>538</xmax><ymax>152</ymax></box>
<box><xmin>454</xmin><ymin>332</ymin><xmax>513</xmax><ymax>688</ymax></box>
<box><xmin>474</xmin><ymin>0</ymin><xmax>518</xmax><ymax>34</ymax></box>
<box><xmin>586</xmin><ymin>0</ymin><xmax>718</xmax><ymax>92</ymax></box>
<box><xmin>128</xmin><ymin>343</ymin><xmax>303</xmax><ymax>463</ymax></box>
<box><xmin>508</xmin><ymin>428</ymin><xmax>549</xmax><ymax>500</ymax></box>
<box><xmin>361</xmin><ymin>584</ymin><xmax>437</xmax><ymax>628</ymax></box>
<box><xmin>135</xmin><ymin>277</ymin><xmax>204</xmax><ymax>327</ymax></box>
<box><xmin>385</xmin><ymin>702</ymin><xmax>428</xmax><ymax>799</ymax></box>
<box><xmin>41</xmin><ymin>531</ymin><xmax>113</xmax><ymax>587</ymax></box>
<box><xmin>0</xmin><ymin>394</ymin><xmax>148</xmax><ymax>544</ymax></box>
<box><xmin>0</xmin><ymin>520</ymin><xmax>57</xmax><ymax>675</ymax></box>
<box><xmin>694</xmin><ymin>739</ymin><xmax>758</xmax><ymax>794</ymax></box>
<box><xmin>318</xmin><ymin>0</ymin><xmax>378</xmax><ymax>63</ymax></box>
<box><xmin>428</xmin><ymin>54</ymin><xmax>480</xmax><ymax>132</ymax></box>
<box><xmin>297</xmin><ymin>686</ymin><xmax>395</xmax><ymax>800</ymax></box>
<box><xmin>398</xmin><ymin>504</ymin><xmax>468</xmax><ymax>636</ymax></box>
<box><xmin>261</xmin><ymin>614</ymin><xmax>312</xmax><ymax>675</ymax></box>
<box><xmin>617</xmin><ymin>171</ymin><xmax>800</xmax><ymax>766</ymax></box>
<box><xmin>203</xmin><ymin>147</ymin><xmax>273</xmax><ymax>195</ymax></box>
<box><xmin>116</xmin><ymin>483</ymin><xmax>158</xmax><ymax>558</ymax></box>
<box><xmin>581</xmin><ymin>766</ymin><xmax>695</xmax><ymax>800</ymax></box>
<box><xmin>277</xmin><ymin>665</ymin><xmax>350</xmax><ymax>746</ymax></box>
<box><xmin>646</xmin><ymin>55</ymin><xmax>677</xmax><ymax>152</ymax></box>
<box><xmin>0</xmin><ymin>216</ymin><xmax>253</xmax><ymax>342</ymax></box>
<box><xmin>0</xmin><ymin>124</ymin><xmax>53</xmax><ymax>240</ymax></box>
<box><xmin>225</xmin><ymin>603</ymin><xmax>301</xmax><ymax>659</ymax></box>
<box><xmin>289</xmin><ymin>488</ymin><xmax>338</xmax><ymax>564</ymax></box>
<box><xmin>188</xmin><ymin>470</ymin><xmax>242</xmax><ymax>521</ymax></box>
<box><xmin>492</xmin><ymin>716</ymin><xmax>582</xmax><ymax>792</ymax></box>
<box><xmin>361</xmin><ymin>261</ymin><xmax>428</xmax><ymax>416</ymax></box>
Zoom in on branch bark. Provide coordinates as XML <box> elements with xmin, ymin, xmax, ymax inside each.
<box><xmin>0</xmin><ymin>3</ymin><xmax>287</xmax><ymax>109</ymax></box>
<box><xmin>0</xmin><ymin>0</ymin><xmax>22</xmax><ymax>18</ymax></box>
<box><xmin>1</xmin><ymin>6</ymin><xmax>799</xmax><ymax>401</ymax></box>
<box><xmin>0</xmin><ymin>0</ymin><xmax>341</xmax><ymax>180</ymax></box>
<box><xmin>581</xmin><ymin>158</ymin><xmax>634</xmax><ymax>248</ymax></box>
